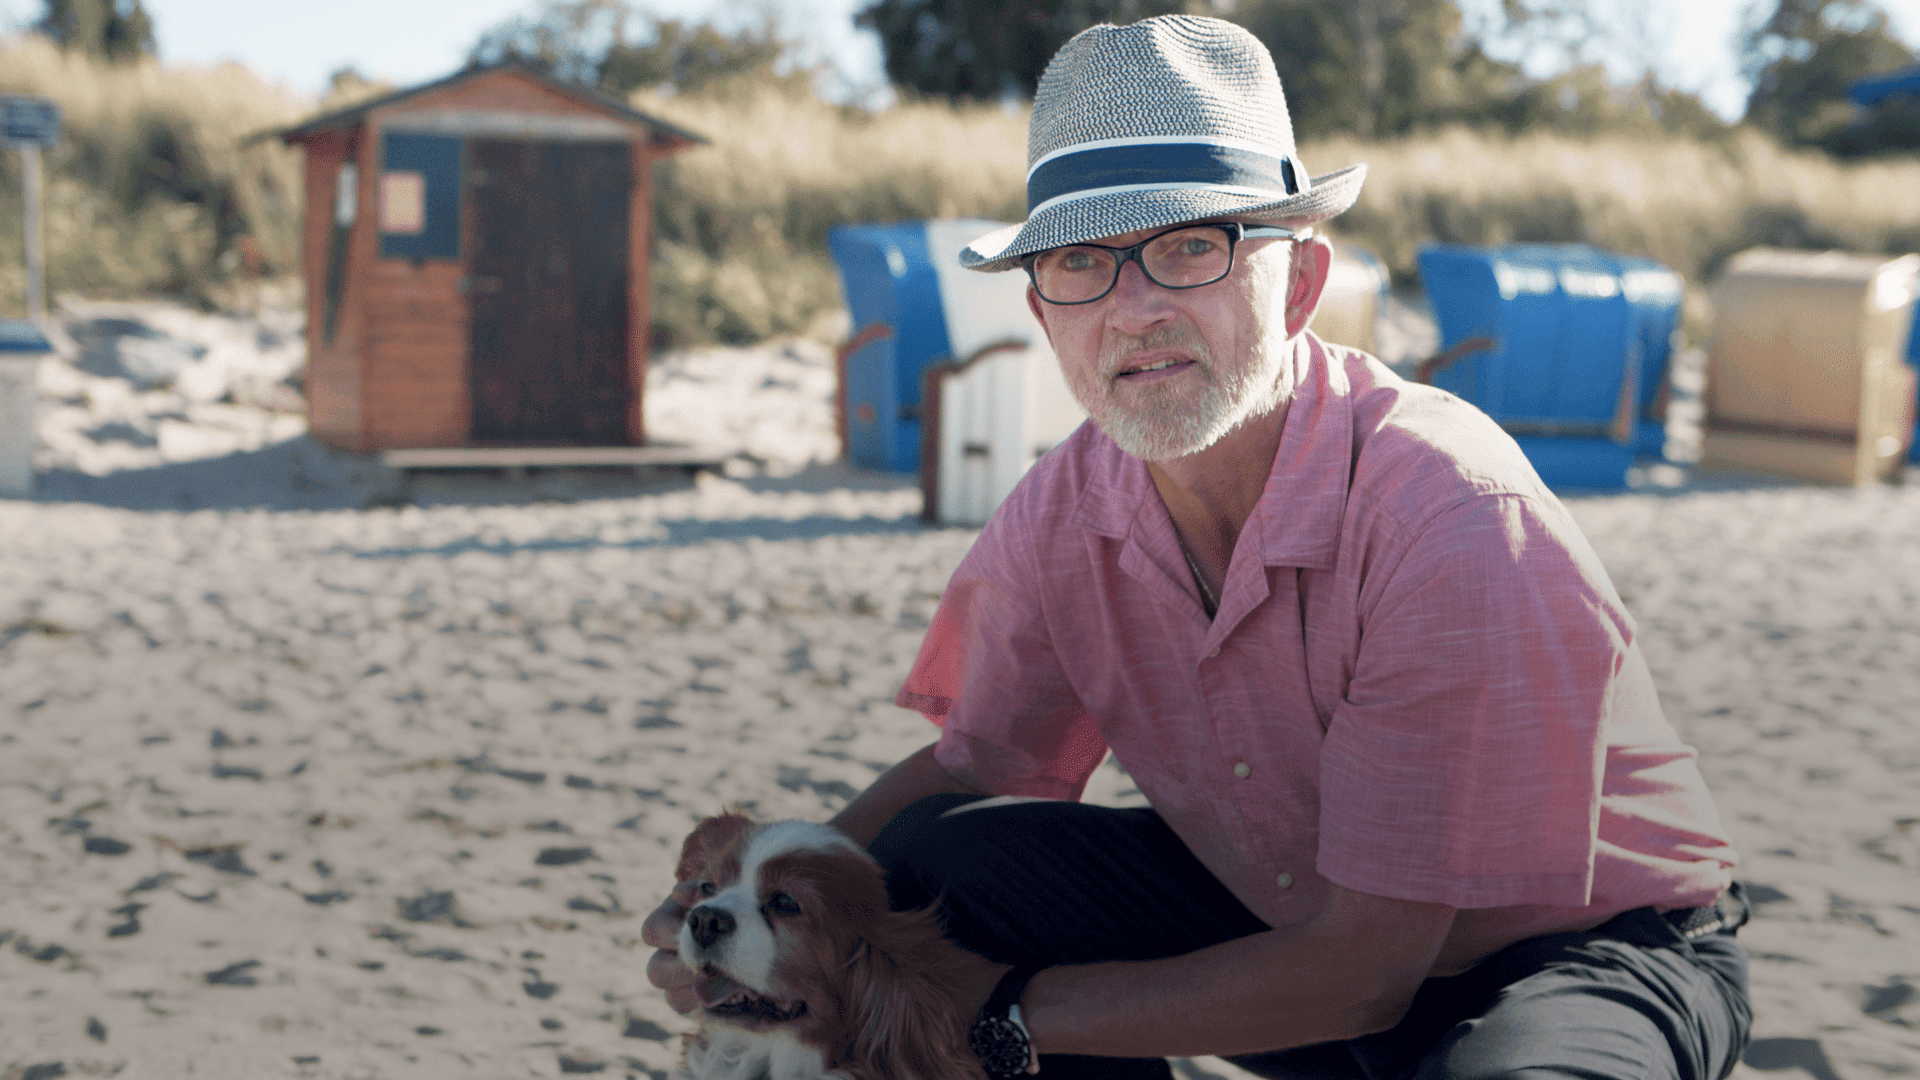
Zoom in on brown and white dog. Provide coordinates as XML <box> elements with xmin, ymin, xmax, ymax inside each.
<box><xmin>672</xmin><ymin>812</ymin><xmax>986</xmax><ymax>1080</ymax></box>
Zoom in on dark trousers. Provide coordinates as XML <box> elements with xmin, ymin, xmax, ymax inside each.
<box><xmin>871</xmin><ymin>795</ymin><xmax>1753</xmax><ymax>1080</ymax></box>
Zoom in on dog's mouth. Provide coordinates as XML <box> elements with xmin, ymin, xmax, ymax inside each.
<box><xmin>695</xmin><ymin>965</ymin><xmax>808</xmax><ymax>1023</ymax></box>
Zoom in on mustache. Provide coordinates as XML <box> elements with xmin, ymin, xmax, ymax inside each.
<box><xmin>1104</xmin><ymin>326</ymin><xmax>1212</xmax><ymax>377</ymax></box>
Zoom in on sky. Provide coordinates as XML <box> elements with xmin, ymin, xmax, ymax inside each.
<box><xmin>1</xmin><ymin>0</ymin><xmax>1919</xmax><ymax>121</ymax></box>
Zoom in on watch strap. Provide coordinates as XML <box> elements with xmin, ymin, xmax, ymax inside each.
<box><xmin>985</xmin><ymin>963</ymin><xmax>1046</xmax><ymax>1017</ymax></box>
<box><xmin>970</xmin><ymin>963</ymin><xmax>1046</xmax><ymax>1077</ymax></box>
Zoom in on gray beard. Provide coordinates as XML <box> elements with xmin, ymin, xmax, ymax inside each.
<box><xmin>1091</xmin><ymin>378</ymin><xmax>1237</xmax><ymax>461</ymax></box>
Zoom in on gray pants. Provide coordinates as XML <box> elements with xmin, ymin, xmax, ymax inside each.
<box><xmin>873</xmin><ymin>796</ymin><xmax>1752</xmax><ymax>1080</ymax></box>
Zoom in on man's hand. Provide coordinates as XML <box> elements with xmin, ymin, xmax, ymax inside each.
<box><xmin>642</xmin><ymin>879</ymin><xmax>705</xmax><ymax>1015</ymax></box>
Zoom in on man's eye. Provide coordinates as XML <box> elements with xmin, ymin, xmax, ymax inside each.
<box><xmin>1060</xmin><ymin>250</ymin><xmax>1100</xmax><ymax>272</ymax></box>
<box><xmin>1180</xmin><ymin>237</ymin><xmax>1217</xmax><ymax>256</ymax></box>
<box><xmin>765</xmin><ymin>892</ymin><xmax>802</xmax><ymax>916</ymax></box>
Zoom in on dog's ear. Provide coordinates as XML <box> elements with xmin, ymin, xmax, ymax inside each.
<box><xmin>835</xmin><ymin>905</ymin><xmax>984</xmax><ymax>1080</ymax></box>
<box><xmin>675</xmin><ymin>812</ymin><xmax>753</xmax><ymax>883</ymax></box>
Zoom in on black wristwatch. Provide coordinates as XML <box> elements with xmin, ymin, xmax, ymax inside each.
<box><xmin>968</xmin><ymin>964</ymin><xmax>1045</xmax><ymax>1077</ymax></box>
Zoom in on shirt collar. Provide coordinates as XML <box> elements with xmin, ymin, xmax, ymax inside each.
<box><xmin>1072</xmin><ymin>332</ymin><xmax>1354</xmax><ymax>571</ymax></box>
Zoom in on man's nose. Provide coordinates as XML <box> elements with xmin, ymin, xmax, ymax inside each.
<box><xmin>688</xmin><ymin>905</ymin><xmax>736</xmax><ymax>948</ymax></box>
<box><xmin>1104</xmin><ymin>258</ymin><xmax>1175</xmax><ymax>332</ymax></box>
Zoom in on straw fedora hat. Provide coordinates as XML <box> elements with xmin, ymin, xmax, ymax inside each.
<box><xmin>960</xmin><ymin>15</ymin><xmax>1367</xmax><ymax>273</ymax></box>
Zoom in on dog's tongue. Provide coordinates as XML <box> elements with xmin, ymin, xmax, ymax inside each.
<box><xmin>693</xmin><ymin>969</ymin><xmax>746</xmax><ymax>1009</ymax></box>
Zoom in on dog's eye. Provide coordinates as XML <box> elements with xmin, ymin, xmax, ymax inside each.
<box><xmin>765</xmin><ymin>892</ymin><xmax>802</xmax><ymax>917</ymax></box>
<box><xmin>698</xmin><ymin>881</ymin><xmax>717</xmax><ymax>898</ymax></box>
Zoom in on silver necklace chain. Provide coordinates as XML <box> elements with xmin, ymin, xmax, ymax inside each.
<box><xmin>1181</xmin><ymin>544</ymin><xmax>1218</xmax><ymax>616</ymax></box>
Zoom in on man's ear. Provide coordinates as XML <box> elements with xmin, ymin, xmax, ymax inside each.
<box><xmin>1284</xmin><ymin>234</ymin><xmax>1333</xmax><ymax>339</ymax></box>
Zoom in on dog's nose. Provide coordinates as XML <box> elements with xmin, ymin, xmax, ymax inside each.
<box><xmin>688</xmin><ymin>905</ymin><xmax>736</xmax><ymax>948</ymax></box>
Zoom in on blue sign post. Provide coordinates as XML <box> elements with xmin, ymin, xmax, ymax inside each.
<box><xmin>3</xmin><ymin>95</ymin><xmax>61</xmax><ymax>325</ymax></box>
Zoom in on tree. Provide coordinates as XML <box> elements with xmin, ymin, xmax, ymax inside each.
<box><xmin>854</xmin><ymin>0</ymin><xmax>1200</xmax><ymax>101</ymax></box>
<box><xmin>33</xmin><ymin>0</ymin><xmax>155</xmax><ymax>63</ymax></box>
<box><xmin>598</xmin><ymin>17</ymin><xmax>790</xmax><ymax>95</ymax></box>
<box><xmin>1741</xmin><ymin>0</ymin><xmax>1917</xmax><ymax>146</ymax></box>
<box><xmin>467</xmin><ymin>0</ymin><xmax>794</xmax><ymax>96</ymax></box>
<box><xmin>1459</xmin><ymin>0</ymin><xmax>1731</xmax><ymax>139</ymax></box>
<box><xmin>468</xmin><ymin>0</ymin><xmax>617</xmax><ymax>84</ymax></box>
<box><xmin>1228</xmin><ymin>0</ymin><xmax>1523</xmax><ymax>139</ymax></box>
<box><xmin>1477</xmin><ymin>0</ymin><xmax>1663</xmax><ymax>81</ymax></box>
<box><xmin>855</xmin><ymin>0</ymin><xmax>1725</xmax><ymax>140</ymax></box>
<box><xmin>1821</xmin><ymin>91</ymin><xmax>1920</xmax><ymax>155</ymax></box>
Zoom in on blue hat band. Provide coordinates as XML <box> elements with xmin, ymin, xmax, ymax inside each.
<box><xmin>1026</xmin><ymin>141</ymin><xmax>1300</xmax><ymax>217</ymax></box>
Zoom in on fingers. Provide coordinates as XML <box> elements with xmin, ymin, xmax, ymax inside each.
<box><xmin>644</xmin><ymin>881</ymin><xmax>704</xmax><ymax>1015</ymax></box>
<box><xmin>648</xmin><ymin>947</ymin><xmax>699</xmax><ymax>1015</ymax></box>
<box><xmin>641</xmin><ymin>899</ymin><xmax>679</xmax><ymax>950</ymax></box>
<box><xmin>640</xmin><ymin>881</ymin><xmax>700</xmax><ymax>949</ymax></box>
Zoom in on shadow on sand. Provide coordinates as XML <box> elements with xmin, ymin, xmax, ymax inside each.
<box><xmin>21</xmin><ymin>437</ymin><xmax>928</xmax><ymax>516</ymax></box>
<box><xmin>29</xmin><ymin>436</ymin><xmax>409</xmax><ymax>512</ymax></box>
<box><xmin>1742</xmin><ymin>1037</ymin><xmax>1844</xmax><ymax>1080</ymax></box>
<box><xmin>18</xmin><ymin>435</ymin><xmax>1879</xmax><ymax>516</ymax></box>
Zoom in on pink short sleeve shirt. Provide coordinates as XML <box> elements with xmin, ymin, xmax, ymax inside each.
<box><xmin>896</xmin><ymin>336</ymin><xmax>1737</xmax><ymax>956</ymax></box>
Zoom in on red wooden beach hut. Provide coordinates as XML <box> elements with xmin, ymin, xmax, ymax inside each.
<box><xmin>277</xmin><ymin>64</ymin><xmax>704</xmax><ymax>453</ymax></box>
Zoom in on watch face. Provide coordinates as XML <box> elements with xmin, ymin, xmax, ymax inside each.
<box><xmin>968</xmin><ymin>1014</ymin><xmax>1031</xmax><ymax>1076</ymax></box>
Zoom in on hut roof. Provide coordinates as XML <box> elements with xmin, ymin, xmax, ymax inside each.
<box><xmin>273</xmin><ymin>62</ymin><xmax>707</xmax><ymax>147</ymax></box>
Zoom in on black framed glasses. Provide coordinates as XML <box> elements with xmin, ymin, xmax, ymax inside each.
<box><xmin>1022</xmin><ymin>222</ymin><xmax>1310</xmax><ymax>305</ymax></box>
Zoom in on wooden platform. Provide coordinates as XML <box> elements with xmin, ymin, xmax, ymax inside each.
<box><xmin>381</xmin><ymin>444</ymin><xmax>728</xmax><ymax>479</ymax></box>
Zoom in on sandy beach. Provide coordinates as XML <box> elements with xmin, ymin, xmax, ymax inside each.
<box><xmin>1</xmin><ymin>297</ymin><xmax>1916</xmax><ymax>1080</ymax></box>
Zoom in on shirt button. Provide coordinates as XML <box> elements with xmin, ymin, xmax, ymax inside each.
<box><xmin>1233</xmin><ymin>762</ymin><xmax>1251</xmax><ymax>778</ymax></box>
<box><xmin>1276</xmin><ymin>873</ymin><xmax>1294</xmax><ymax>888</ymax></box>
<box><xmin>1208</xmin><ymin>646</ymin><xmax>1221</xmax><ymax>659</ymax></box>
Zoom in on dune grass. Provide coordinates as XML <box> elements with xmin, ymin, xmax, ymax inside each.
<box><xmin>639</xmin><ymin>84</ymin><xmax>1920</xmax><ymax>344</ymax></box>
<box><xmin>1</xmin><ymin>38</ymin><xmax>1917</xmax><ymax>346</ymax></box>
<box><xmin>0</xmin><ymin>34</ymin><xmax>307</xmax><ymax>314</ymax></box>
<box><xmin>1320</xmin><ymin>126</ymin><xmax>1920</xmax><ymax>286</ymax></box>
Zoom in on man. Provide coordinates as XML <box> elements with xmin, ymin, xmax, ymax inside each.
<box><xmin>646</xmin><ymin>15</ymin><xmax>1750</xmax><ymax>1080</ymax></box>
